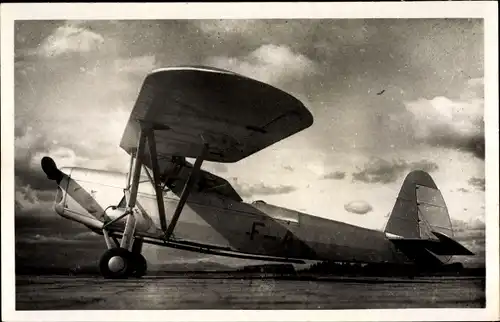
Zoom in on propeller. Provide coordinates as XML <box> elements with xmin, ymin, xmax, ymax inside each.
<box><xmin>41</xmin><ymin>156</ymin><xmax>64</xmax><ymax>183</ymax></box>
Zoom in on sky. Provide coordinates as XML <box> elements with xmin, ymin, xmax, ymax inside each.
<box><xmin>13</xmin><ymin>19</ymin><xmax>486</xmax><ymax>269</ymax></box>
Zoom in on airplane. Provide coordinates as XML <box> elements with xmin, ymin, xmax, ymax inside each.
<box><xmin>39</xmin><ymin>66</ymin><xmax>474</xmax><ymax>279</ymax></box>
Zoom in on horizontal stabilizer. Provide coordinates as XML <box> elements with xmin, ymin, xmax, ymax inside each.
<box><xmin>430</xmin><ymin>231</ymin><xmax>475</xmax><ymax>256</ymax></box>
<box><xmin>387</xmin><ymin>231</ymin><xmax>474</xmax><ymax>256</ymax></box>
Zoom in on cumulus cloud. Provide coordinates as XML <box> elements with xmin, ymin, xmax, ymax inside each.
<box><xmin>230</xmin><ymin>178</ymin><xmax>297</xmax><ymax>198</ymax></box>
<box><xmin>204</xmin><ymin>162</ymin><xmax>228</xmax><ymax>174</ymax></box>
<box><xmin>15</xmin><ymin>127</ymin><xmax>57</xmax><ymax>192</ymax></box>
<box><xmin>352</xmin><ymin>157</ymin><xmax>439</xmax><ymax>184</ymax></box>
<box><xmin>195</xmin><ymin>20</ymin><xmax>378</xmax><ymax>56</ymax></box>
<box><xmin>14</xmin><ymin>129</ymin><xmax>106</xmax><ymax>219</ymax></box>
<box><xmin>197</xmin><ymin>20</ymin><xmax>259</xmax><ymax>36</ymax></box>
<box><xmin>452</xmin><ymin>218</ymin><xmax>485</xmax><ymax>233</ymax></box>
<box><xmin>37</xmin><ymin>24</ymin><xmax>105</xmax><ymax>58</ymax></box>
<box><xmin>19</xmin><ymin>234</ymin><xmax>76</xmax><ymax>244</ymax></box>
<box><xmin>344</xmin><ymin>200</ymin><xmax>373</xmax><ymax>215</ymax></box>
<box><xmin>113</xmin><ymin>55</ymin><xmax>157</xmax><ymax>74</ymax></box>
<box><xmin>205</xmin><ymin>44</ymin><xmax>317</xmax><ymax>85</ymax></box>
<box><xmin>322</xmin><ymin>171</ymin><xmax>346</xmax><ymax>180</ymax></box>
<box><xmin>15</xmin><ymin>126</ymin><xmax>49</xmax><ymax>160</ymax></box>
<box><xmin>74</xmin><ymin>231</ymin><xmax>101</xmax><ymax>240</ymax></box>
<box><xmin>403</xmin><ymin>78</ymin><xmax>484</xmax><ymax>159</ymax></box>
<box><xmin>32</xmin><ymin>146</ymin><xmax>97</xmax><ymax>171</ymax></box>
<box><xmin>468</xmin><ymin>177</ymin><xmax>485</xmax><ymax>191</ymax></box>
<box><xmin>14</xmin><ymin>181</ymin><xmax>56</xmax><ymax>219</ymax></box>
<box><xmin>14</xmin><ymin>27</ymin><xmax>158</xmax><ymax>179</ymax></box>
<box><xmin>13</xmin><ymin>20</ymin><xmax>485</xmax><ymax>236</ymax></box>
<box><xmin>15</xmin><ymin>185</ymin><xmax>43</xmax><ymax>209</ymax></box>
<box><xmin>17</xmin><ymin>230</ymin><xmax>102</xmax><ymax>245</ymax></box>
<box><xmin>451</xmin><ymin>218</ymin><xmax>485</xmax><ymax>265</ymax></box>
<box><xmin>14</xmin><ymin>24</ymin><xmax>159</xmax><ymax>220</ymax></box>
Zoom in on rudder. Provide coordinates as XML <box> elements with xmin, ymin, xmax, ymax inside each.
<box><xmin>384</xmin><ymin>170</ymin><xmax>473</xmax><ymax>266</ymax></box>
<box><xmin>384</xmin><ymin>170</ymin><xmax>453</xmax><ymax>240</ymax></box>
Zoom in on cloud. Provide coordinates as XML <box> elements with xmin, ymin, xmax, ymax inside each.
<box><xmin>113</xmin><ymin>55</ymin><xmax>157</xmax><ymax>74</ymax></box>
<box><xmin>203</xmin><ymin>162</ymin><xmax>228</xmax><ymax>174</ymax></box>
<box><xmin>457</xmin><ymin>188</ymin><xmax>470</xmax><ymax>193</ymax></box>
<box><xmin>74</xmin><ymin>231</ymin><xmax>101</xmax><ymax>240</ymax></box>
<box><xmin>14</xmin><ymin>171</ymin><xmax>56</xmax><ymax>218</ymax></box>
<box><xmin>468</xmin><ymin>177</ymin><xmax>485</xmax><ymax>191</ymax></box>
<box><xmin>230</xmin><ymin>179</ymin><xmax>297</xmax><ymax>198</ymax></box>
<box><xmin>19</xmin><ymin>234</ymin><xmax>87</xmax><ymax>244</ymax></box>
<box><xmin>344</xmin><ymin>200</ymin><xmax>373</xmax><ymax>215</ymax></box>
<box><xmin>195</xmin><ymin>20</ymin><xmax>378</xmax><ymax>57</ymax></box>
<box><xmin>12</xmin><ymin>20</ymin><xmax>485</xmax><ymax>235</ymax></box>
<box><xmin>37</xmin><ymin>23</ymin><xmax>105</xmax><ymax>58</ymax></box>
<box><xmin>205</xmin><ymin>44</ymin><xmax>317</xmax><ymax>85</ymax></box>
<box><xmin>14</xmin><ymin>128</ymin><xmax>120</xmax><ymax>214</ymax></box>
<box><xmin>450</xmin><ymin>218</ymin><xmax>485</xmax><ymax>266</ymax></box>
<box><xmin>322</xmin><ymin>171</ymin><xmax>346</xmax><ymax>180</ymax></box>
<box><xmin>14</xmin><ymin>25</ymin><xmax>159</xmax><ymax>216</ymax></box>
<box><xmin>351</xmin><ymin>157</ymin><xmax>439</xmax><ymax>184</ymax></box>
<box><xmin>452</xmin><ymin>217</ymin><xmax>485</xmax><ymax>232</ymax></box>
<box><xmin>15</xmin><ymin>183</ymin><xmax>55</xmax><ymax>205</ymax></box>
<box><xmin>197</xmin><ymin>20</ymin><xmax>259</xmax><ymax>36</ymax></box>
<box><xmin>403</xmin><ymin>78</ymin><xmax>484</xmax><ymax>159</ymax></box>
<box><xmin>15</xmin><ymin>185</ymin><xmax>42</xmax><ymax>209</ymax></box>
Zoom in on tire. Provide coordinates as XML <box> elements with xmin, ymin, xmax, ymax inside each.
<box><xmin>130</xmin><ymin>253</ymin><xmax>148</xmax><ymax>278</ymax></box>
<box><xmin>99</xmin><ymin>248</ymin><xmax>133</xmax><ymax>279</ymax></box>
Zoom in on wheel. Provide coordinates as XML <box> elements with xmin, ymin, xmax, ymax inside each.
<box><xmin>130</xmin><ymin>252</ymin><xmax>147</xmax><ymax>278</ymax></box>
<box><xmin>99</xmin><ymin>247</ymin><xmax>134</xmax><ymax>279</ymax></box>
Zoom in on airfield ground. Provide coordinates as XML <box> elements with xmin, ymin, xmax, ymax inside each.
<box><xmin>15</xmin><ymin>274</ymin><xmax>485</xmax><ymax>310</ymax></box>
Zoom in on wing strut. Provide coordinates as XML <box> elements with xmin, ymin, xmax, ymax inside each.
<box><xmin>164</xmin><ymin>141</ymin><xmax>208</xmax><ymax>240</ymax></box>
<box><xmin>143</xmin><ymin>126</ymin><xmax>208</xmax><ymax>240</ymax></box>
<box><xmin>106</xmin><ymin>123</ymin><xmax>208</xmax><ymax>247</ymax></box>
<box><xmin>147</xmin><ymin>130</ymin><xmax>168</xmax><ymax>233</ymax></box>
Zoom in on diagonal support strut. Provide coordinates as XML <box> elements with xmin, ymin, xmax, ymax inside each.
<box><xmin>164</xmin><ymin>142</ymin><xmax>208</xmax><ymax>240</ymax></box>
<box><xmin>147</xmin><ymin>130</ymin><xmax>168</xmax><ymax>233</ymax></box>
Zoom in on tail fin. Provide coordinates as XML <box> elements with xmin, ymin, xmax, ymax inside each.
<box><xmin>385</xmin><ymin>170</ymin><xmax>473</xmax><ymax>266</ymax></box>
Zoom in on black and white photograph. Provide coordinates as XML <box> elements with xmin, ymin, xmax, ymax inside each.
<box><xmin>1</xmin><ymin>2</ymin><xmax>498</xmax><ymax>321</ymax></box>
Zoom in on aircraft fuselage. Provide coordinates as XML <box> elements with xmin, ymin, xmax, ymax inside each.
<box><xmin>55</xmin><ymin>167</ymin><xmax>411</xmax><ymax>265</ymax></box>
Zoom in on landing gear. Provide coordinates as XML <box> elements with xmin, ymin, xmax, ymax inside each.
<box><xmin>99</xmin><ymin>247</ymin><xmax>148</xmax><ymax>279</ymax></box>
<box><xmin>99</xmin><ymin>247</ymin><xmax>133</xmax><ymax>279</ymax></box>
<box><xmin>130</xmin><ymin>252</ymin><xmax>147</xmax><ymax>278</ymax></box>
<box><xmin>97</xmin><ymin>125</ymin><xmax>205</xmax><ymax>279</ymax></box>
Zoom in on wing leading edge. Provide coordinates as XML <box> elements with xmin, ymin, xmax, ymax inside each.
<box><xmin>119</xmin><ymin>66</ymin><xmax>314</xmax><ymax>165</ymax></box>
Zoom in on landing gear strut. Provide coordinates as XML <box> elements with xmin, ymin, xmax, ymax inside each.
<box><xmin>99</xmin><ymin>128</ymin><xmax>149</xmax><ymax>279</ymax></box>
<box><xmin>98</xmin><ymin>125</ymin><xmax>206</xmax><ymax>279</ymax></box>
